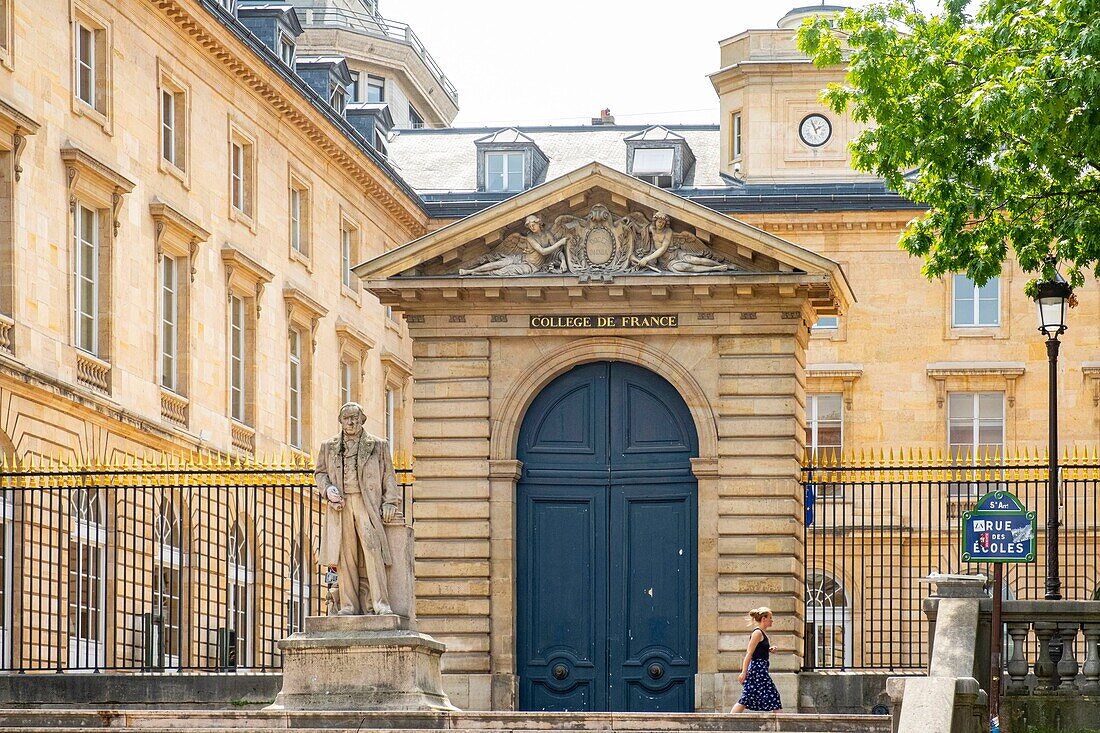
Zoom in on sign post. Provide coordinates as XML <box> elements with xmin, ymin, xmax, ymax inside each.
<box><xmin>962</xmin><ymin>491</ymin><xmax>1036</xmax><ymax>733</ymax></box>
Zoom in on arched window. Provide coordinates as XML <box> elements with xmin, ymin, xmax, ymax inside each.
<box><xmin>68</xmin><ymin>486</ymin><xmax>107</xmax><ymax>669</ymax></box>
<box><xmin>226</xmin><ymin>519</ymin><xmax>253</xmax><ymax>669</ymax></box>
<box><xmin>152</xmin><ymin>495</ymin><xmax>186</xmax><ymax>668</ymax></box>
<box><xmin>805</xmin><ymin>571</ymin><xmax>852</xmax><ymax>668</ymax></box>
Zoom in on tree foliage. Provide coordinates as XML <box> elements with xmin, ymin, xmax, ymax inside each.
<box><xmin>797</xmin><ymin>0</ymin><xmax>1100</xmax><ymax>293</ymax></box>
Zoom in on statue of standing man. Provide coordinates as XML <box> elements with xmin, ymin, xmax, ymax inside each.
<box><xmin>315</xmin><ymin>402</ymin><xmax>401</xmax><ymax>615</ymax></box>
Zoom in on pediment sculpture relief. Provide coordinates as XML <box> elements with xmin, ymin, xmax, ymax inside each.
<box><xmin>456</xmin><ymin>205</ymin><xmax>737</xmax><ymax>277</ymax></box>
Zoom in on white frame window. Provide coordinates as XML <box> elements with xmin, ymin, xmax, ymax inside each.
<box><xmin>329</xmin><ymin>82</ymin><xmax>346</xmax><ymax>115</ymax></box>
<box><xmin>153</xmin><ymin>496</ymin><xmax>184</xmax><ymax>668</ymax></box>
<box><xmin>632</xmin><ymin>147</ymin><xmax>675</xmax><ymax>188</ymax></box>
<box><xmin>952</xmin><ymin>274</ymin><xmax>1000</xmax><ymax>327</ymax></box>
<box><xmin>68</xmin><ymin>487</ymin><xmax>106</xmax><ymax>670</ymax></box>
<box><xmin>286</xmin><ymin>540</ymin><xmax>310</xmax><ymax>635</ymax></box>
<box><xmin>226</xmin><ymin>520</ymin><xmax>253</xmax><ymax>669</ymax></box>
<box><xmin>340</xmin><ymin>360</ymin><xmax>354</xmax><ymax>406</ymax></box>
<box><xmin>385</xmin><ymin>388</ymin><xmax>395</xmax><ymax>456</ymax></box>
<box><xmin>408</xmin><ymin>104</ymin><xmax>424</xmax><ymax>129</ymax></box>
<box><xmin>365</xmin><ymin>74</ymin><xmax>384</xmax><ymax>103</ymax></box>
<box><xmin>161</xmin><ymin>89</ymin><xmax>176</xmax><ymax>166</ymax></box>
<box><xmin>948</xmin><ymin>392</ymin><xmax>1005</xmax><ymax>462</ymax></box>
<box><xmin>806</xmin><ymin>394</ymin><xmax>843</xmax><ymax>461</ymax></box>
<box><xmin>160</xmin><ymin>255</ymin><xmax>179</xmax><ymax>392</ymax></box>
<box><xmin>288</xmin><ymin>329</ymin><xmax>302</xmax><ymax>449</ymax></box>
<box><xmin>229</xmin><ymin>295</ymin><xmax>246</xmax><ymax>423</ymax></box>
<box><xmin>0</xmin><ymin>489</ymin><xmax>13</xmax><ymax>668</ymax></box>
<box><xmin>485</xmin><ymin>151</ymin><xmax>524</xmax><ymax>193</ymax></box>
<box><xmin>732</xmin><ymin>112</ymin><xmax>742</xmax><ymax>160</ymax></box>
<box><xmin>73</xmin><ymin>205</ymin><xmax>99</xmax><ymax>355</ymax></box>
<box><xmin>289</xmin><ymin>188</ymin><xmax>302</xmax><ymax>254</ymax></box>
<box><xmin>230</xmin><ymin>142</ymin><xmax>246</xmax><ymax>214</ymax></box>
<box><xmin>75</xmin><ymin>22</ymin><xmax>96</xmax><ymax>108</ymax></box>
<box><xmin>341</xmin><ymin>227</ymin><xmax>354</xmax><ymax>289</ymax></box>
<box><xmin>278</xmin><ymin>32</ymin><xmax>295</xmax><ymax>66</ymax></box>
<box><xmin>813</xmin><ymin>315</ymin><xmax>839</xmax><ymax>331</ymax></box>
<box><xmin>805</xmin><ymin>571</ymin><xmax>852</xmax><ymax>668</ymax></box>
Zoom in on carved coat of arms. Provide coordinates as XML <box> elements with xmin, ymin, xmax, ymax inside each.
<box><xmin>457</xmin><ymin>206</ymin><xmax>735</xmax><ymax>277</ymax></box>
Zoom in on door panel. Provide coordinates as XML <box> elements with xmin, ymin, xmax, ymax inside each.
<box><xmin>609</xmin><ymin>483</ymin><xmax>696</xmax><ymax>711</ymax></box>
<box><xmin>517</xmin><ymin>361</ymin><xmax>697</xmax><ymax>712</ymax></box>
<box><xmin>518</xmin><ymin>486</ymin><xmax>607</xmax><ymax>711</ymax></box>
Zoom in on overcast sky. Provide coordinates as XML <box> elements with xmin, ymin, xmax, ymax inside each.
<box><xmin>390</xmin><ymin>0</ymin><xmax>948</xmax><ymax>128</ymax></box>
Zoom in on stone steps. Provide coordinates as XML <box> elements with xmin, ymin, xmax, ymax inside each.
<box><xmin>0</xmin><ymin>710</ymin><xmax>893</xmax><ymax>733</ymax></box>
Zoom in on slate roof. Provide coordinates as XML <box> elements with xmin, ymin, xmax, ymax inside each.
<box><xmin>386</xmin><ymin>125</ymin><xmax>726</xmax><ymax>192</ymax></box>
<box><xmin>386</xmin><ymin>124</ymin><xmax>923</xmax><ymax>218</ymax></box>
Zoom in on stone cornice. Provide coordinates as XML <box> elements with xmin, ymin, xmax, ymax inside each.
<box><xmin>335</xmin><ymin>318</ymin><xmax>376</xmax><ymax>354</ymax></box>
<box><xmin>150</xmin><ymin>199</ymin><xmax>210</xmax><ymax>280</ymax></box>
<box><xmin>0</xmin><ymin>96</ymin><xmax>40</xmax><ymax>182</ymax></box>
<box><xmin>149</xmin><ymin>0</ymin><xmax>427</xmax><ymax>237</ymax></box>
<box><xmin>380</xmin><ymin>350</ymin><xmax>413</xmax><ymax>382</ymax></box>
<box><xmin>926</xmin><ymin>362</ymin><xmax>1026</xmax><ymax>408</ymax></box>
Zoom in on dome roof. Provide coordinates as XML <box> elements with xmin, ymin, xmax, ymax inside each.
<box><xmin>777</xmin><ymin>4</ymin><xmax>850</xmax><ymax>30</ymax></box>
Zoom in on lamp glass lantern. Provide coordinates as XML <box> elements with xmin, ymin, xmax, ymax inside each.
<box><xmin>1035</xmin><ymin>279</ymin><xmax>1071</xmax><ymax>338</ymax></box>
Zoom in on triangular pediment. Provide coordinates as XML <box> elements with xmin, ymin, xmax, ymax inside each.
<box><xmin>356</xmin><ymin>163</ymin><xmax>853</xmax><ymax>311</ymax></box>
<box><xmin>624</xmin><ymin>126</ymin><xmax>685</xmax><ymax>142</ymax></box>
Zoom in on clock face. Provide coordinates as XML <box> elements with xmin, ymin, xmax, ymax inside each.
<box><xmin>799</xmin><ymin>114</ymin><xmax>832</xmax><ymax>147</ymax></box>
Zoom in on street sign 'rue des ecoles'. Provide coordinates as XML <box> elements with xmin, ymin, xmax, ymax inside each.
<box><xmin>961</xmin><ymin>491</ymin><xmax>1036</xmax><ymax>563</ymax></box>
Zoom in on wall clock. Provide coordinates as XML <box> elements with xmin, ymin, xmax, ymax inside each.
<box><xmin>799</xmin><ymin>113</ymin><xmax>832</xmax><ymax>147</ymax></box>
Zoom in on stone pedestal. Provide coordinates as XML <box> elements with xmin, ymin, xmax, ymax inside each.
<box><xmin>269</xmin><ymin>614</ymin><xmax>456</xmax><ymax>711</ymax></box>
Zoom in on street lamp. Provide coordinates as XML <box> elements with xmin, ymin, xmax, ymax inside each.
<box><xmin>1034</xmin><ymin>276</ymin><xmax>1071</xmax><ymax>601</ymax></box>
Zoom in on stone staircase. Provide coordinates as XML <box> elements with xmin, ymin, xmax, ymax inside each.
<box><xmin>0</xmin><ymin>710</ymin><xmax>892</xmax><ymax>732</ymax></box>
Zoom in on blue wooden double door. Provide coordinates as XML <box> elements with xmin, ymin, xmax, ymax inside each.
<box><xmin>517</xmin><ymin>361</ymin><xmax>698</xmax><ymax>712</ymax></box>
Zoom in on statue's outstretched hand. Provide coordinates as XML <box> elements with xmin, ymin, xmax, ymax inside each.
<box><xmin>382</xmin><ymin>504</ymin><xmax>397</xmax><ymax>523</ymax></box>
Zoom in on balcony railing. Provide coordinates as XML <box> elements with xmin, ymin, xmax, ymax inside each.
<box><xmin>295</xmin><ymin>6</ymin><xmax>458</xmax><ymax>106</ymax></box>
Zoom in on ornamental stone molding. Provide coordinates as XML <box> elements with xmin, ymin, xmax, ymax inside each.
<box><xmin>456</xmin><ymin>205</ymin><xmax>737</xmax><ymax>277</ymax></box>
<box><xmin>61</xmin><ymin>143</ymin><xmax>136</xmax><ymax>238</ymax></box>
<box><xmin>926</xmin><ymin>361</ymin><xmax>1026</xmax><ymax>408</ymax></box>
<box><xmin>0</xmin><ymin>96</ymin><xmax>40</xmax><ymax>182</ymax></box>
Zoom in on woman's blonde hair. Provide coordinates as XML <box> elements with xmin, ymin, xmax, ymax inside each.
<box><xmin>746</xmin><ymin>607</ymin><xmax>772</xmax><ymax>625</ymax></box>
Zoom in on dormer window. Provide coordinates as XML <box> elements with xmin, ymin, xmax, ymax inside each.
<box><xmin>216</xmin><ymin>0</ymin><xmax>236</xmax><ymax>13</ymax></box>
<box><xmin>475</xmin><ymin>128</ymin><xmax>549</xmax><ymax>194</ymax></box>
<box><xmin>330</xmin><ymin>82</ymin><xmax>347</xmax><ymax>115</ymax></box>
<box><xmin>632</xmin><ymin>148</ymin><xmax>675</xmax><ymax>188</ymax></box>
<box><xmin>366</xmin><ymin>75</ymin><xmax>385</xmax><ymax>103</ymax></box>
<box><xmin>278</xmin><ymin>33</ymin><xmax>296</xmax><ymax>66</ymax></box>
<box><xmin>625</xmin><ymin>126</ymin><xmax>696</xmax><ymax>189</ymax></box>
<box><xmin>486</xmin><ymin>152</ymin><xmax>523</xmax><ymax>193</ymax></box>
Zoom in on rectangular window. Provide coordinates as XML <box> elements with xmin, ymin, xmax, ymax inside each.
<box><xmin>953</xmin><ymin>274</ymin><xmax>1000</xmax><ymax>327</ymax></box>
<box><xmin>408</xmin><ymin>105</ymin><xmax>424</xmax><ymax>129</ymax></box>
<box><xmin>278</xmin><ymin>33</ymin><xmax>295</xmax><ymax>66</ymax></box>
<box><xmin>813</xmin><ymin>315</ymin><xmax>839</xmax><ymax>331</ymax></box>
<box><xmin>385</xmin><ymin>388</ymin><xmax>395</xmax><ymax>455</ymax></box>
<box><xmin>348</xmin><ymin>71</ymin><xmax>360</xmax><ymax>102</ymax></box>
<box><xmin>161</xmin><ymin>255</ymin><xmax>179</xmax><ymax>392</ymax></box>
<box><xmin>806</xmin><ymin>394</ymin><xmax>843</xmax><ymax>461</ymax></box>
<box><xmin>229</xmin><ymin>295</ymin><xmax>246</xmax><ymax>423</ymax></box>
<box><xmin>75</xmin><ymin>23</ymin><xmax>96</xmax><ymax>108</ymax></box>
<box><xmin>732</xmin><ymin>112</ymin><xmax>743</xmax><ymax>160</ymax></box>
<box><xmin>948</xmin><ymin>391</ymin><xmax>1005</xmax><ymax>498</ymax></box>
<box><xmin>486</xmin><ymin>151</ymin><xmax>524</xmax><ymax>193</ymax></box>
<box><xmin>340</xmin><ymin>360</ymin><xmax>354</xmax><ymax>407</ymax></box>
<box><xmin>230</xmin><ymin>142</ymin><xmax>246</xmax><ymax>214</ymax></box>
<box><xmin>366</xmin><ymin>75</ymin><xmax>384</xmax><ymax>103</ymax></box>
<box><xmin>948</xmin><ymin>392</ymin><xmax>1004</xmax><ymax>463</ymax></box>
<box><xmin>341</xmin><ymin>226</ymin><xmax>354</xmax><ymax>289</ymax></box>
<box><xmin>289</xmin><ymin>188</ymin><xmax>302</xmax><ymax>253</ymax></box>
<box><xmin>633</xmin><ymin>147</ymin><xmax>675</xmax><ymax>175</ymax></box>
<box><xmin>161</xmin><ymin>90</ymin><xmax>175</xmax><ymax>165</ymax></box>
<box><xmin>289</xmin><ymin>329</ymin><xmax>302</xmax><ymax>448</ymax></box>
<box><xmin>73</xmin><ymin>205</ymin><xmax>99</xmax><ymax>355</ymax></box>
<box><xmin>329</xmin><ymin>82</ymin><xmax>346</xmax><ymax>115</ymax></box>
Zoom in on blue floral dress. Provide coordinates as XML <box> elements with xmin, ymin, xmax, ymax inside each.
<box><xmin>737</xmin><ymin>629</ymin><xmax>782</xmax><ymax>711</ymax></box>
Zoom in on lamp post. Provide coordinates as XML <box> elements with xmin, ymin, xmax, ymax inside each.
<box><xmin>1034</xmin><ymin>276</ymin><xmax>1071</xmax><ymax>601</ymax></box>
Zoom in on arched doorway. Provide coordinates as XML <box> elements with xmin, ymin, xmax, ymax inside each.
<box><xmin>516</xmin><ymin>361</ymin><xmax>698</xmax><ymax>712</ymax></box>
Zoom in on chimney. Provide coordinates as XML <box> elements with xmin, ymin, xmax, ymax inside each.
<box><xmin>591</xmin><ymin>108</ymin><xmax>615</xmax><ymax>126</ymax></box>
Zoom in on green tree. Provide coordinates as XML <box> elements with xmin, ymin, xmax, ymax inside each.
<box><xmin>797</xmin><ymin>0</ymin><xmax>1100</xmax><ymax>293</ymax></box>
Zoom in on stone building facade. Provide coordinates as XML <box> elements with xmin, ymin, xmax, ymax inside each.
<box><xmin>0</xmin><ymin>0</ymin><xmax>1096</xmax><ymax>716</ymax></box>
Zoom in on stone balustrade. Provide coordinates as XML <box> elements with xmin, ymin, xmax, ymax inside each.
<box><xmin>0</xmin><ymin>313</ymin><xmax>13</xmax><ymax>355</ymax></box>
<box><xmin>75</xmin><ymin>351</ymin><xmax>111</xmax><ymax>394</ymax></box>
<box><xmin>997</xmin><ymin>600</ymin><xmax>1100</xmax><ymax>694</ymax></box>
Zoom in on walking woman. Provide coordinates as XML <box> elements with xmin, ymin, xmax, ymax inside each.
<box><xmin>731</xmin><ymin>607</ymin><xmax>782</xmax><ymax>713</ymax></box>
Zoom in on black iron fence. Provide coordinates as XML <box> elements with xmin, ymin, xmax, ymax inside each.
<box><xmin>802</xmin><ymin>448</ymin><xmax>1100</xmax><ymax>672</ymax></box>
<box><xmin>0</xmin><ymin>452</ymin><xmax>414</xmax><ymax>673</ymax></box>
